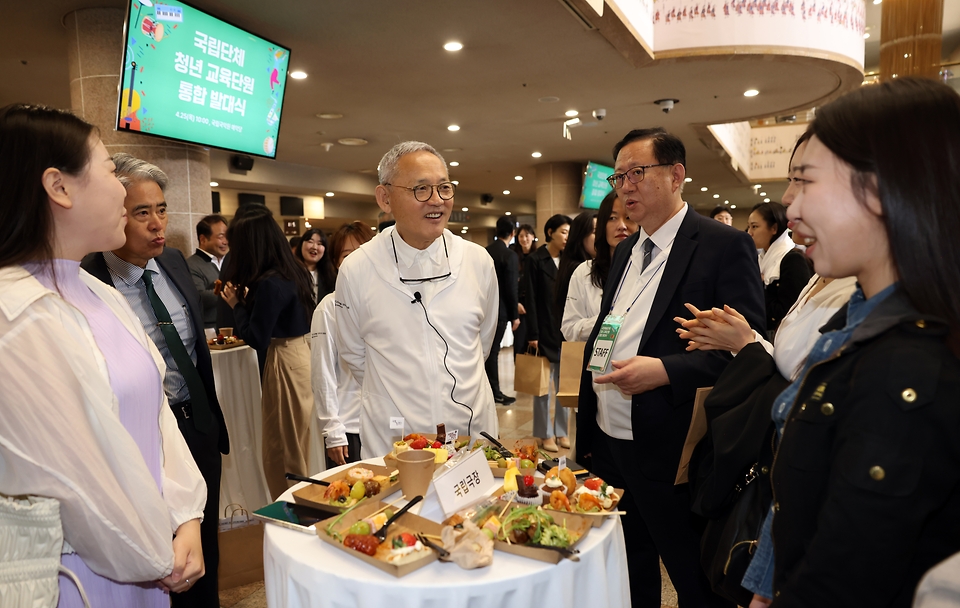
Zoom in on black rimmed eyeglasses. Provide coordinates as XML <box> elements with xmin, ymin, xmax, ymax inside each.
<box><xmin>384</xmin><ymin>181</ymin><xmax>457</xmax><ymax>202</ymax></box>
<box><xmin>606</xmin><ymin>164</ymin><xmax>674</xmax><ymax>189</ymax></box>
<box><xmin>390</xmin><ymin>232</ymin><xmax>452</xmax><ymax>284</ymax></box>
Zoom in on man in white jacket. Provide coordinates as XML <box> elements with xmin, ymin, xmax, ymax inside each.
<box><xmin>335</xmin><ymin>141</ymin><xmax>500</xmax><ymax>458</ymax></box>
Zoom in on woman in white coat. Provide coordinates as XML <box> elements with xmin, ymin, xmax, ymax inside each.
<box><xmin>0</xmin><ymin>105</ymin><xmax>205</xmax><ymax>606</ymax></box>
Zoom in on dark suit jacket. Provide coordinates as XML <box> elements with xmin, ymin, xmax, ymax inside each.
<box><xmin>577</xmin><ymin>206</ymin><xmax>764</xmax><ymax>481</ymax></box>
<box><xmin>486</xmin><ymin>239</ymin><xmax>519</xmax><ymax>323</ymax></box>
<box><xmin>81</xmin><ymin>248</ymin><xmax>230</xmax><ymax>455</ymax></box>
<box><xmin>523</xmin><ymin>246</ymin><xmax>563</xmax><ymax>363</ymax></box>
<box><xmin>186</xmin><ymin>249</ymin><xmax>221</xmax><ymax>329</ymax></box>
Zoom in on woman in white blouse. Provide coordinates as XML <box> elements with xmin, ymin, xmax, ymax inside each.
<box><xmin>561</xmin><ymin>192</ymin><xmax>638</xmax><ymax>342</ymax></box>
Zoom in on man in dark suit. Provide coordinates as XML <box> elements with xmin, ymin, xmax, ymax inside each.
<box><xmin>577</xmin><ymin>129</ymin><xmax>765</xmax><ymax>608</ymax></box>
<box><xmin>187</xmin><ymin>214</ymin><xmax>228</xmax><ymax>330</ymax></box>
<box><xmin>485</xmin><ymin>216</ymin><xmax>521</xmax><ymax>405</ymax></box>
<box><xmin>81</xmin><ymin>154</ymin><xmax>229</xmax><ymax>608</ymax></box>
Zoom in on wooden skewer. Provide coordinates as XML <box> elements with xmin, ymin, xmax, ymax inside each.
<box><xmin>497</xmin><ymin>496</ymin><xmax>514</xmax><ymax>519</ymax></box>
<box><xmin>368</xmin><ymin>495</ymin><xmax>407</xmax><ymax>518</ymax></box>
<box><xmin>419</xmin><ymin>533</ymin><xmax>443</xmax><ymax>540</ymax></box>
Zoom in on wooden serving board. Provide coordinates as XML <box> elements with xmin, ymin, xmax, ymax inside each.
<box><xmin>292</xmin><ymin>463</ymin><xmax>401</xmax><ymax>514</ymax></box>
<box><xmin>208</xmin><ymin>339</ymin><xmax>246</xmax><ymax>350</ymax></box>
<box><xmin>491</xmin><ymin>503</ymin><xmax>592</xmax><ymax>564</ymax></box>
<box><xmin>494</xmin><ymin>485</ymin><xmax>624</xmax><ymax>528</ymax></box>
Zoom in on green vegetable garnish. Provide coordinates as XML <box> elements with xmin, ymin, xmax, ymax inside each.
<box><xmin>324</xmin><ymin>496</ymin><xmax>368</xmax><ymax>542</ymax></box>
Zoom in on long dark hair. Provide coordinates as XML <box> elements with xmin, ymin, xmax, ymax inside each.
<box><xmin>811</xmin><ymin>77</ymin><xmax>960</xmax><ymax>339</ymax></box>
<box><xmin>329</xmin><ymin>221</ymin><xmax>374</xmax><ymax>270</ymax></box>
<box><xmin>0</xmin><ymin>104</ymin><xmax>96</xmax><ymax>271</ymax></box>
<box><xmin>223</xmin><ymin>206</ymin><xmax>316</xmax><ymax>322</ymax></box>
<box><xmin>295</xmin><ymin>227</ymin><xmax>336</xmax><ymax>299</ymax></box>
<box><xmin>554</xmin><ymin>212</ymin><xmax>597</xmax><ymax>324</ymax></box>
<box><xmin>750</xmin><ymin>202</ymin><xmax>788</xmax><ymax>243</ymax></box>
<box><xmin>591</xmin><ymin>191</ymin><xmax>619</xmax><ymax>290</ymax></box>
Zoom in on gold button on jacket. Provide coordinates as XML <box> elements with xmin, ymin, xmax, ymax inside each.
<box><xmin>869</xmin><ymin>466</ymin><xmax>886</xmax><ymax>481</ymax></box>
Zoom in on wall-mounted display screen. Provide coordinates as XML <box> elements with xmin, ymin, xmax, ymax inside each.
<box><xmin>580</xmin><ymin>161</ymin><xmax>614</xmax><ymax>210</ymax></box>
<box><xmin>116</xmin><ymin>0</ymin><xmax>291</xmax><ymax>158</ymax></box>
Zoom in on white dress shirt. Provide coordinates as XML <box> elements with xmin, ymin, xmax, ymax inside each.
<box><xmin>593</xmin><ymin>203</ymin><xmax>688</xmax><ymax>439</ymax></box>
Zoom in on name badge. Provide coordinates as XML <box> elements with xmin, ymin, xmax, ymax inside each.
<box><xmin>433</xmin><ymin>449</ymin><xmax>496</xmax><ymax>518</ymax></box>
<box><xmin>587</xmin><ymin>314</ymin><xmax>623</xmax><ymax>373</ymax></box>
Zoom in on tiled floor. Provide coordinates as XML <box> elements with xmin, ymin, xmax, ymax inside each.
<box><xmin>217</xmin><ymin>350</ymin><xmax>680</xmax><ymax>608</ymax></box>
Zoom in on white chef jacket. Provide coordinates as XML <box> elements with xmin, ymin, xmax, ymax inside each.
<box><xmin>335</xmin><ymin>227</ymin><xmax>500</xmax><ymax>458</ymax></box>
<box><xmin>310</xmin><ymin>291</ymin><xmax>361</xmax><ymax>449</ymax></box>
<box><xmin>0</xmin><ymin>265</ymin><xmax>205</xmax><ymax>582</ymax></box>
<box><xmin>561</xmin><ymin>259</ymin><xmax>604</xmax><ymax>342</ymax></box>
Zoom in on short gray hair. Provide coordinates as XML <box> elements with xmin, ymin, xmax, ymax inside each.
<box><xmin>112</xmin><ymin>153</ymin><xmax>168</xmax><ymax>192</ymax></box>
<box><xmin>377</xmin><ymin>141</ymin><xmax>446</xmax><ymax>185</ymax></box>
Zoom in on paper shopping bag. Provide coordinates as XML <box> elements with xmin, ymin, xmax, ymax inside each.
<box><xmin>218</xmin><ymin>504</ymin><xmax>264</xmax><ymax>590</ymax></box>
<box><xmin>514</xmin><ymin>347</ymin><xmax>550</xmax><ymax>396</ymax></box>
<box><xmin>675</xmin><ymin>387</ymin><xmax>712</xmax><ymax>485</ymax></box>
<box><xmin>557</xmin><ymin>341</ymin><xmax>586</xmax><ymax>408</ymax></box>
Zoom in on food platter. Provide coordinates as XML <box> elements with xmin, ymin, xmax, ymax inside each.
<box><xmin>208</xmin><ymin>338</ymin><xmax>246</xmax><ymax>350</ymax></box>
<box><xmin>292</xmin><ymin>464</ymin><xmax>401</xmax><ymax>514</ymax></box>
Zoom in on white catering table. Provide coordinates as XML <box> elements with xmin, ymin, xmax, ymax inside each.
<box><xmin>264</xmin><ymin>458</ymin><xmax>631</xmax><ymax>608</ymax></box>
<box><xmin>210</xmin><ymin>345</ymin><xmax>272</xmax><ymax>514</ymax></box>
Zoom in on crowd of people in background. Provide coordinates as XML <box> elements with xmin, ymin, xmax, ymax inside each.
<box><xmin>2</xmin><ymin>75</ymin><xmax>960</xmax><ymax>608</ymax></box>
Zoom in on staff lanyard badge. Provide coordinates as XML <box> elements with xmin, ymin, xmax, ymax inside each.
<box><xmin>587</xmin><ymin>314</ymin><xmax>623</xmax><ymax>373</ymax></box>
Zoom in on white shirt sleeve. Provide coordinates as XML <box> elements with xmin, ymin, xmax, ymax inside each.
<box><xmin>478</xmin><ymin>251</ymin><xmax>499</xmax><ymax>361</ymax></box>
<box><xmin>311</xmin><ymin>294</ymin><xmax>347</xmax><ymax>448</ymax></box>
<box><xmin>562</xmin><ymin>261</ymin><xmax>601</xmax><ymax>342</ymax></box>
<box><xmin>334</xmin><ymin>261</ymin><xmax>367</xmax><ymax>388</ymax></box>
<box><xmin>0</xmin><ymin>309</ymin><xmax>176</xmax><ymax>583</ymax></box>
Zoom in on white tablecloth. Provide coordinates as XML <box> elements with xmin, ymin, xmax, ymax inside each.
<box><xmin>264</xmin><ymin>459</ymin><xmax>631</xmax><ymax>608</ymax></box>
<box><xmin>211</xmin><ymin>345</ymin><xmax>272</xmax><ymax>514</ymax></box>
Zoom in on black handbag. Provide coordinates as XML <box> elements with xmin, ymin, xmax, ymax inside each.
<box><xmin>699</xmin><ymin>463</ymin><xmax>768</xmax><ymax>606</ymax></box>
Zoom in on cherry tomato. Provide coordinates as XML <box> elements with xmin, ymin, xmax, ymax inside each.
<box><xmin>431</xmin><ymin>441</ymin><xmax>442</xmax><ymax>449</ymax></box>
<box><xmin>410</xmin><ymin>438</ymin><xmax>428</xmax><ymax>450</ymax></box>
<box><xmin>584</xmin><ymin>478</ymin><xmax>603</xmax><ymax>491</ymax></box>
<box><xmin>399</xmin><ymin>532</ymin><xmax>417</xmax><ymax>546</ymax></box>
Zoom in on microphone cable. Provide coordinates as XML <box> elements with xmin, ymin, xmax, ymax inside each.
<box><xmin>411</xmin><ymin>291</ymin><xmax>474</xmax><ymax>437</ymax></box>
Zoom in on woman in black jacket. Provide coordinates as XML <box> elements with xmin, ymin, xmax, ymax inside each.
<box><xmin>524</xmin><ymin>214</ymin><xmax>571</xmax><ymax>452</ymax></box>
<box><xmin>511</xmin><ymin>223</ymin><xmax>538</xmax><ymax>357</ymax></box>
<box><xmin>749</xmin><ymin>78</ymin><xmax>960</xmax><ymax>608</ymax></box>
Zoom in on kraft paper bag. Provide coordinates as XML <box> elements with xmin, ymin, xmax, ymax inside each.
<box><xmin>675</xmin><ymin>387</ymin><xmax>712</xmax><ymax>485</ymax></box>
<box><xmin>557</xmin><ymin>341</ymin><xmax>586</xmax><ymax>408</ymax></box>
<box><xmin>218</xmin><ymin>504</ymin><xmax>264</xmax><ymax>590</ymax></box>
<box><xmin>514</xmin><ymin>347</ymin><xmax>550</xmax><ymax>397</ymax></box>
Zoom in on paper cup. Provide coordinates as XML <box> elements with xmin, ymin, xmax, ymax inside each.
<box><xmin>220</xmin><ymin>327</ymin><xmax>234</xmax><ymax>337</ymax></box>
<box><xmin>395</xmin><ymin>450</ymin><xmax>435</xmax><ymax>498</ymax></box>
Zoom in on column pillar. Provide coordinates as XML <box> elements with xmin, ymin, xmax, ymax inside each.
<box><xmin>534</xmin><ymin>162</ymin><xmax>583</xmax><ymax>237</ymax></box>
<box><xmin>65</xmin><ymin>8</ymin><xmax>213</xmax><ymax>255</ymax></box>
<box><xmin>880</xmin><ymin>0</ymin><xmax>944</xmax><ymax>81</ymax></box>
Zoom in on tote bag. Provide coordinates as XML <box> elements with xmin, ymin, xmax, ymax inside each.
<box><xmin>514</xmin><ymin>347</ymin><xmax>550</xmax><ymax>396</ymax></box>
<box><xmin>556</xmin><ymin>341</ymin><xmax>585</xmax><ymax>408</ymax></box>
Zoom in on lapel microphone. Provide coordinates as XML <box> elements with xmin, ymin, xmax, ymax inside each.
<box><xmin>411</xmin><ymin>292</ymin><xmax>422</xmax><ymax>304</ymax></box>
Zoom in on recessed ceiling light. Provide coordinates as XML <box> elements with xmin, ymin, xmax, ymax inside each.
<box><xmin>461</xmin><ymin>207</ymin><xmax>468</xmax><ymax>212</ymax></box>
<box><xmin>325</xmin><ymin>192</ymin><xmax>334</xmax><ymax>197</ymax></box>
<box><xmin>452</xmin><ymin>180</ymin><xmax>459</xmax><ymax>185</ymax></box>
<box><xmin>863</xmin><ymin>33</ymin><xmax>871</xmax><ymax>39</ymax></box>
<box><xmin>444</xmin><ymin>41</ymin><xmax>463</xmax><ymax>52</ymax></box>
<box><xmin>764</xmin><ymin>198</ymin><xmax>771</xmax><ymax>202</ymax></box>
<box><xmin>448</xmin><ymin>124</ymin><xmax>460</xmax><ymax>131</ymax></box>
<box><xmin>503</xmin><ymin>190</ymin><xmax>511</xmax><ymax>195</ymax></box>
<box><xmin>449</xmin><ymin>161</ymin><xmax>459</xmax><ymax>167</ymax></box>
<box><xmin>462</xmin><ymin>226</ymin><xmax>468</xmax><ymax>230</ymax></box>
<box><xmin>713</xmin><ymin>194</ymin><xmax>720</xmax><ymax>198</ymax></box>
<box><xmin>304</xmin><ymin>221</ymin><xmax>312</xmax><ymax>228</ymax></box>
<box><xmin>565</xmin><ymin>110</ymin><xmax>579</xmax><ymax>117</ymax></box>
<box><xmin>701</xmin><ymin>187</ymin><xmax>708</xmax><ymax>192</ymax></box>
<box><xmin>514</xmin><ymin>175</ymin><xmax>523</xmax><ymax>181</ymax></box>
<box><xmin>210</xmin><ymin>181</ymin><xmax>218</xmax><ymax>187</ymax></box>
<box><xmin>337</xmin><ymin>137</ymin><xmax>368</xmax><ymax>146</ymax></box>
<box><xmin>744</xmin><ymin>89</ymin><xmax>759</xmax><ymax>97</ymax></box>
<box><xmin>684</xmin><ymin>178</ymin><xmax>693</xmax><ymax>183</ymax></box>
<box><xmin>505</xmin><ymin>211</ymin><xmax>512</xmax><ymax>215</ymax></box>
<box><xmin>370</xmin><ymin>226</ymin><xmax>376</xmax><ymax>230</ymax></box>
<box><xmin>316</xmin><ymin>112</ymin><xmax>343</xmax><ymax>119</ymax></box>
<box><xmin>724</xmin><ymin>200</ymin><xmax>729</xmax><ymax>204</ymax></box>
<box><xmin>538</xmin><ymin>96</ymin><xmax>560</xmax><ymax>103</ymax></box>
<box><xmin>759</xmin><ymin>192</ymin><xmax>766</xmax><ymax>196</ymax></box>
<box><xmin>442</xmin><ymin>148</ymin><xmax>462</xmax><ymax>152</ymax></box>
<box><xmin>532</xmin><ymin>152</ymin><xmax>542</xmax><ymax>158</ymax></box>
<box><xmin>290</xmin><ymin>71</ymin><xmax>308</xmax><ymax>79</ymax></box>
<box><xmin>730</xmin><ymin>204</ymin><xmax>737</xmax><ymax>209</ymax></box>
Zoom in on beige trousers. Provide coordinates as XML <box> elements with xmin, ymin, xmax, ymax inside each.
<box><xmin>261</xmin><ymin>335</ymin><xmax>312</xmax><ymax>499</ymax></box>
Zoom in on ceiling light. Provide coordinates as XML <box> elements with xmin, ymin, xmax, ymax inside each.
<box><xmin>744</xmin><ymin>89</ymin><xmax>759</xmax><ymax>97</ymax></box>
<box><xmin>461</xmin><ymin>207</ymin><xmax>468</xmax><ymax>212</ymax></box>
<box><xmin>337</xmin><ymin>137</ymin><xmax>368</xmax><ymax>146</ymax></box>
<box><xmin>538</xmin><ymin>96</ymin><xmax>560</xmax><ymax>103</ymax></box>
<box><xmin>514</xmin><ymin>175</ymin><xmax>523</xmax><ymax>181</ymax></box>
<box><xmin>452</xmin><ymin>180</ymin><xmax>459</xmax><ymax>185</ymax></box>
<box><xmin>701</xmin><ymin>187</ymin><xmax>708</xmax><ymax>192</ymax></box>
<box><xmin>730</xmin><ymin>204</ymin><xmax>737</xmax><ymax>209</ymax></box>
<box><xmin>316</xmin><ymin>112</ymin><xmax>343</xmax><ymax>119</ymax></box>
<box><xmin>760</xmin><ymin>192</ymin><xmax>767</xmax><ymax>196</ymax></box>
<box><xmin>443</xmin><ymin>148</ymin><xmax>461</xmax><ymax>152</ymax></box>
<box><xmin>873</xmin><ymin>0</ymin><xmax>881</xmax><ymax>4</ymax></box>
<box><xmin>505</xmin><ymin>211</ymin><xmax>512</xmax><ymax>215</ymax></box>
<box><xmin>370</xmin><ymin>226</ymin><xmax>376</xmax><ymax>230</ymax></box>
<box><xmin>532</xmin><ymin>152</ymin><xmax>542</xmax><ymax>158</ymax></box>
<box><xmin>764</xmin><ymin>198</ymin><xmax>771</xmax><ymax>202</ymax></box>
<box><xmin>685</xmin><ymin>178</ymin><xmax>693</xmax><ymax>183</ymax></box>
<box><xmin>304</xmin><ymin>221</ymin><xmax>311</xmax><ymax>228</ymax></box>
<box><xmin>713</xmin><ymin>194</ymin><xmax>720</xmax><ymax>198</ymax></box>
<box><xmin>449</xmin><ymin>161</ymin><xmax>459</xmax><ymax>167</ymax></box>
<box><xmin>863</xmin><ymin>33</ymin><xmax>871</xmax><ymax>39</ymax></box>
<box><xmin>325</xmin><ymin>192</ymin><xmax>334</xmax><ymax>197</ymax></box>
<box><xmin>565</xmin><ymin>110</ymin><xmax>579</xmax><ymax>117</ymax></box>
<box><xmin>444</xmin><ymin>41</ymin><xmax>463</xmax><ymax>52</ymax></box>
<box><xmin>290</xmin><ymin>71</ymin><xmax>308</xmax><ymax>79</ymax></box>
<box><xmin>209</xmin><ymin>181</ymin><xmax>219</xmax><ymax>187</ymax></box>
<box><xmin>448</xmin><ymin>124</ymin><xmax>460</xmax><ymax>131</ymax></box>
<box><xmin>724</xmin><ymin>200</ymin><xmax>729</xmax><ymax>204</ymax></box>
<box><xmin>503</xmin><ymin>190</ymin><xmax>510</xmax><ymax>195</ymax></box>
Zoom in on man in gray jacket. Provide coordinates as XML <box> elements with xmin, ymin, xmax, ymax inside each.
<box><xmin>186</xmin><ymin>214</ymin><xmax>228</xmax><ymax>329</ymax></box>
